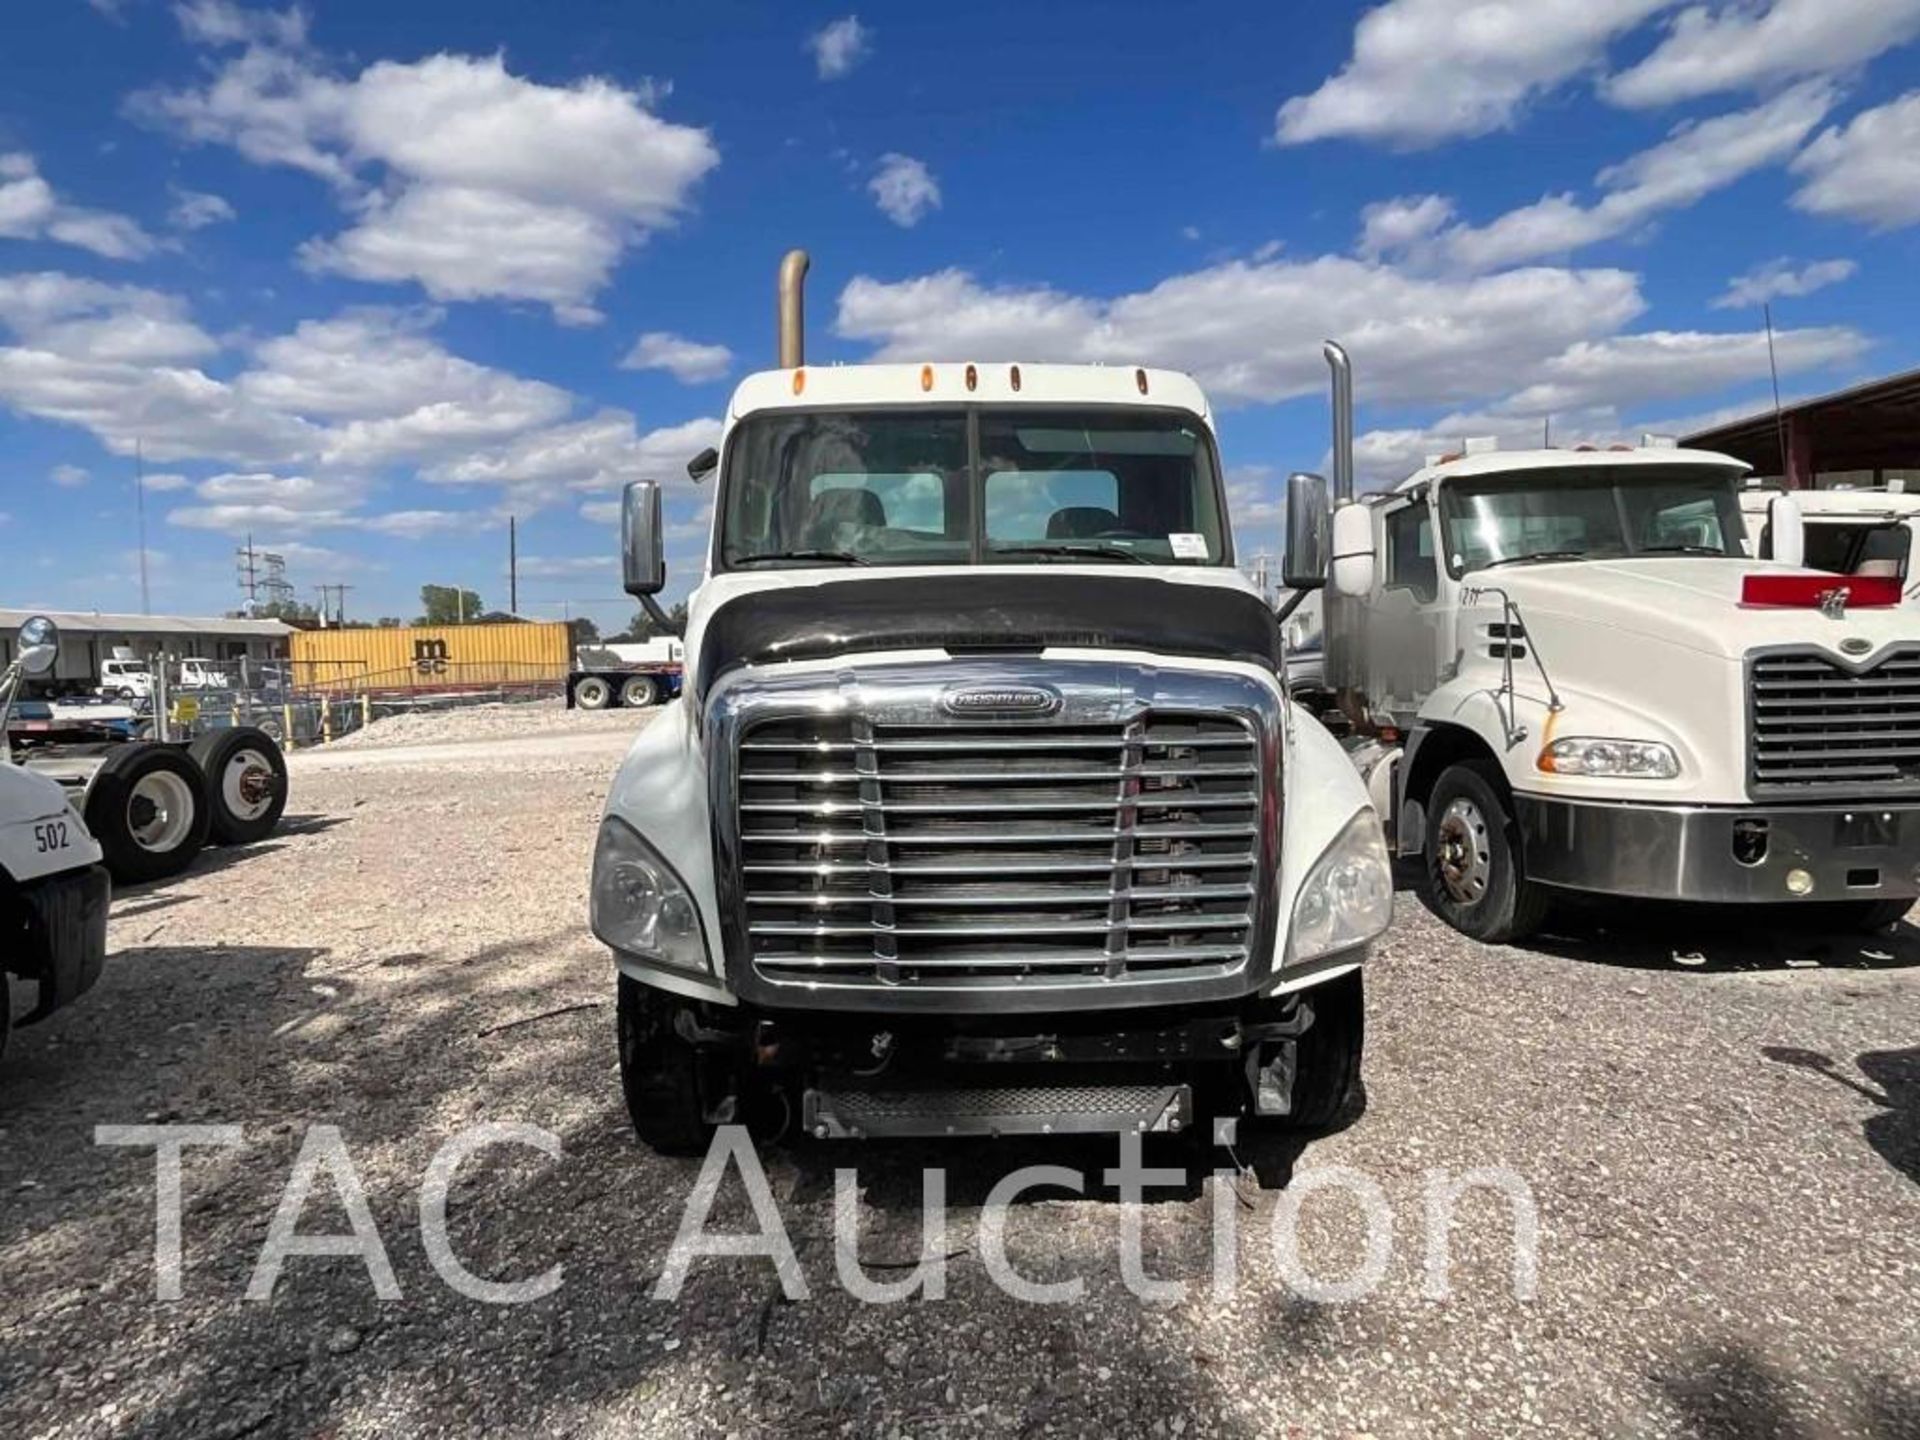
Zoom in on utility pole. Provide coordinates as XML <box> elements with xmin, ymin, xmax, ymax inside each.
<box><xmin>135</xmin><ymin>440</ymin><xmax>151</xmax><ymax>615</ymax></box>
<box><xmin>509</xmin><ymin>515</ymin><xmax>519</xmax><ymax>616</ymax></box>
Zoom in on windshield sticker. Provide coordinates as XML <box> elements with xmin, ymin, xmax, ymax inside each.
<box><xmin>1169</xmin><ymin>532</ymin><xmax>1209</xmax><ymax>559</ymax></box>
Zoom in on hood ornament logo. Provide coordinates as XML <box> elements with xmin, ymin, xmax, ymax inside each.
<box><xmin>1817</xmin><ymin>587</ymin><xmax>1849</xmax><ymax>620</ymax></box>
<box><xmin>941</xmin><ymin>684</ymin><xmax>1062</xmax><ymax>717</ymax></box>
<box><xmin>1840</xmin><ymin>636</ymin><xmax>1872</xmax><ymax>656</ymax></box>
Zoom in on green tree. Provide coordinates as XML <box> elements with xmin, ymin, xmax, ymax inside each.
<box><xmin>569</xmin><ymin>616</ymin><xmax>602</xmax><ymax>647</ymax></box>
<box><xmin>417</xmin><ymin>584</ymin><xmax>483</xmax><ymax>625</ymax></box>
<box><xmin>608</xmin><ymin>601</ymin><xmax>686</xmax><ymax>642</ymax></box>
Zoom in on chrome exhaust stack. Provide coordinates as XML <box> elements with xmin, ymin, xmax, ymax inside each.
<box><xmin>778</xmin><ymin>249</ymin><xmax>810</xmax><ymax>368</ymax></box>
<box><xmin>1323</xmin><ymin>340</ymin><xmax>1353</xmax><ymax>503</ymax></box>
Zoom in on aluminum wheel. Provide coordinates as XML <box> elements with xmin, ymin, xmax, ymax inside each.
<box><xmin>127</xmin><ymin>770</ymin><xmax>198</xmax><ymax>854</ymax></box>
<box><xmin>575</xmin><ymin>676</ymin><xmax>611</xmax><ymax>710</ymax></box>
<box><xmin>620</xmin><ymin>675</ymin><xmax>657</xmax><ymax>708</ymax></box>
<box><xmin>218</xmin><ymin>748</ymin><xmax>279</xmax><ymax>824</ymax></box>
<box><xmin>1435</xmin><ymin>796</ymin><xmax>1492</xmax><ymax>906</ymax></box>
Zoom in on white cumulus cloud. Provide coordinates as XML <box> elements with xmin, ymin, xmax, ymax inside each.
<box><xmin>0</xmin><ymin>152</ymin><xmax>155</xmax><ymax>260</ymax></box>
<box><xmin>1791</xmin><ymin>91</ymin><xmax>1920</xmax><ymax>229</ymax></box>
<box><xmin>809</xmin><ymin>16</ymin><xmax>871</xmax><ymax>80</ymax></box>
<box><xmin>1607</xmin><ymin>0</ymin><xmax>1920</xmax><ymax>108</ymax></box>
<box><xmin>168</xmin><ymin>186</ymin><xmax>236</xmax><ymax>231</ymax></box>
<box><xmin>1713</xmin><ymin>257</ymin><xmax>1857</xmax><ymax>309</ymax></box>
<box><xmin>869</xmin><ymin>154</ymin><xmax>941</xmax><ymax>228</ymax></box>
<box><xmin>621</xmin><ymin>331</ymin><xmax>733</xmax><ymax>383</ymax></box>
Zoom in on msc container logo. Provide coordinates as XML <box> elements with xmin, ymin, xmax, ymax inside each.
<box><xmin>940</xmin><ymin>683</ymin><xmax>1061</xmax><ymax>717</ymax></box>
<box><xmin>414</xmin><ymin>638</ymin><xmax>450</xmax><ymax>675</ymax></box>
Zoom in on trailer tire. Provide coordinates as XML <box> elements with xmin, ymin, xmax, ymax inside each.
<box><xmin>574</xmin><ymin>675</ymin><xmax>612</xmax><ymax>711</ymax></box>
<box><xmin>619</xmin><ymin>675</ymin><xmax>658</xmax><ymax>708</ymax></box>
<box><xmin>1281</xmin><ymin>969</ymin><xmax>1365</xmax><ymax>1130</ymax></box>
<box><xmin>1421</xmin><ymin>760</ymin><xmax>1552</xmax><ymax>943</ymax></box>
<box><xmin>84</xmin><ymin>743</ymin><xmax>210</xmax><ymax>884</ymax></box>
<box><xmin>189</xmin><ymin>727</ymin><xmax>288</xmax><ymax>845</ymax></box>
<box><xmin>617</xmin><ymin>975</ymin><xmax>715</xmax><ymax>1156</ymax></box>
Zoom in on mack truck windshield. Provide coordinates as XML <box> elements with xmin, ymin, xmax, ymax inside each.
<box><xmin>589</xmin><ymin>252</ymin><xmax>1391</xmax><ymax>1154</ymax></box>
<box><xmin>1288</xmin><ymin>344</ymin><xmax>1920</xmax><ymax>945</ymax></box>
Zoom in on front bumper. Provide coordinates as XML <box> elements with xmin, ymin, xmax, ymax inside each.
<box><xmin>14</xmin><ymin>863</ymin><xmax>111</xmax><ymax>1024</ymax></box>
<box><xmin>1516</xmin><ymin>795</ymin><xmax>1920</xmax><ymax>904</ymax></box>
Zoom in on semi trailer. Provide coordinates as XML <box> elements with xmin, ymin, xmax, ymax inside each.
<box><xmin>1285</xmin><ymin>345</ymin><xmax>1920</xmax><ymax>943</ymax></box>
<box><xmin>3</xmin><ymin>617</ymin><xmax>288</xmax><ymax>886</ymax></box>
<box><xmin>588</xmin><ymin>251</ymin><xmax>1391</xmax><ymax>1153</ymax></box>
<box><xmin>569</xmin><ymin>639</ymin><xmax>685</xmax><ymax>710</ymax></box>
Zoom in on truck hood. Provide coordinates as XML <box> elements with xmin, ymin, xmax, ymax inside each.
<box><xmin>690</xmin><ymin>567</ymin><xmax>1282</xmax><ymax>702</ymax></box>
<box><xmin>1486</xmin><ymin>558</ymin><xmax>1915</xmax><ymax>661</ymax></box>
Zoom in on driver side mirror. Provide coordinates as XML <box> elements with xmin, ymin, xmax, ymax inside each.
<box><xmin>1282</xmin><ymin>472</ymin><xmax>1330</xmax><ymax>590</ymax></box>
<box><xmin>1330</xmin><ymin>503</ymin><xmax>1377</xmax><ymax>598</ymax></box>
<box><xmin>15</xmin><ymin>614</ymin><xmax>59</xmax><ymax>676</ymax></box>
<box><xmin>622</xmin><ymin>481</ymin><xmax>666</xmax><ymax>598</ymax></box>
<box><xmin>1768</xmin><ymin>494</ymin><xmax>1806</xmax><ymax>569</ymax></box>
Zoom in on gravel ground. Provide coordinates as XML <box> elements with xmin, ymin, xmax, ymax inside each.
<box><xmin>3</xmin><ymin>715</ymin><xmax>1918</xmax><ymax>1439</ymax></box>
<box><xmin>324</xmin><ymin>697</ymin><xmax>647</xmax><ymax>751</ymax></box>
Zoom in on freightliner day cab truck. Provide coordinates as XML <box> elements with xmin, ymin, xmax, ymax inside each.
<box><xmin>1286</xmin><ymin>346</ymin><xmax>1920</xmax><ymax>943</ymax></box>
<box><xmin>590</xmin><ymin>252</ymin><xmax>1392</xmax><ymax>1153</ymax></box>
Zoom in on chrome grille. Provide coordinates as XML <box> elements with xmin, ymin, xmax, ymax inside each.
<box><xmin>1750</xmin><ymin>645</ymin><xmax>1920</xmax><ymax>796</ymax></box>
<box><xmin>736</xmin><ymin>712</ymin><xmax>1261</xmax><ymax>989</ymax></box>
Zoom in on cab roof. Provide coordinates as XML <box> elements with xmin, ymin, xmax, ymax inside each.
<box><xmin>1736</xmin><ymin>485</ymin><xmax>1920</xmax><ymax>516</ymax></box>
<box><xmin>727</xmin><ymin>363</ymin><xmax>1212</xmax><ymax>423</ymax></box>
<box><xmin>1392</xmin><ymin>445</ymin><xmax>1749</xmax><ymax>494</ymax></box>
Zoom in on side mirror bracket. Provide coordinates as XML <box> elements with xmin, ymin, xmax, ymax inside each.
<box><xmin>622</xmin><ymin>480</ymin><xmax>684</xmax><ymax>637</ymax></box>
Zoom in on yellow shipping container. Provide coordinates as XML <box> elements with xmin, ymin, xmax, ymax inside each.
<box><xmin>289</xmin><ymin>622</ymin><xmax>571</xmax><ymax>694</ymax></box>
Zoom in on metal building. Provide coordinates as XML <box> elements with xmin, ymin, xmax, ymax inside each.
<box><xmin>1684</xmin><ymin>366</ymin><xmax>1920</xmax><ymax>489</ymax></box>
<box><xmin>0</xmin><ymin>608</ymin><xmax>293</xmax><ymax>690</ymax></box>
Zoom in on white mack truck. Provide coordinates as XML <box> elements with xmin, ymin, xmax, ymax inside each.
<box><xmin>1287</xmin><ymin>346</ymin><xmax>1920</xmax><ymax>944</ymax></box>
<box><xmin>1</xmin><ymin>617</ymin><xmax>110</xmax><ymax>1059</ymax></box>
<box><xmin>1740</xmin><ymin>484</ymin><xmax>1918</xmax><ymax>597</ymax></box>
<box><xmin>589</xmin><ymin>252</ymin><xmax>1392</xmax><ymax>1153</ymax></box>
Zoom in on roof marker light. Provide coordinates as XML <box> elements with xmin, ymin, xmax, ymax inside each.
<box><xmin>965</xmin><ymin>363</ymin><xmax>978</xmax><ymax>392</ymax></box>
<box><xmin>791</xmin><ymin>368</ymin><xmax>806</xmax><ymax>396</ymax></box>
<box><xmin>920</xmin><ymin>364</ymin><xmax>934</xmax><ymax>392</ymax></box>
<box><xmin>1010</xmin><ymin>365</ymin><xmax>1022</xmax><ymax>392</ymax></box>
<box><xmin>1135</xmin><ymin>368</ymin><xmax>1150</xmax><ymax>395</ymax></box>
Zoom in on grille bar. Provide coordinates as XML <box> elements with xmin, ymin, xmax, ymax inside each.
<box><xmin>1749</xmin><ymin>646</ymin><xmax>1920</xmax><ymax>797</ymax></box>
<box><xmin>736</xmin><ymin>709</ymin><xmax>1262</xmax><ymax>988</ymax></box>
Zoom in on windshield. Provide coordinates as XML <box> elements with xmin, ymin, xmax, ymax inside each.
<box><xmin>1438</xmin><ymin>465</ymin><xmax>1747</xmax><ymax>575</ymax></box>
<box><xmin>717</xmin><ymin>406</ymin><xmax>1227</xmax><ymax>569</ymax></box>
<box><xmin>1804</xmin><ymin>518</ymin><xmax>1912</xmax><ymax>580</ymax></box>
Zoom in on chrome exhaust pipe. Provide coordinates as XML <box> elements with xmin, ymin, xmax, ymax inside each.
<box><xmin>778</xmin><ymin>249</ymin><xmax>810</xmax><ymax>368</ymax></box>
<box><xmin>1323</xmin><ymin>340</ymin><xmax>1353</xmax><ymax>503</ymax></box>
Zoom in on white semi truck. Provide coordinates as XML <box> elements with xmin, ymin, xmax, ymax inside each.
<box><xmin>1287</xmin><ymin>345</ymin><xmax>1920</xmax><ymax>943</ymax></box>
<box><xmin>1</xmin><ymin>618</ymin><xmax>110</xmax><ymax>1059</ymax></box>
<box><xmin>1740</xmin><ymin>485</ymin><xmax>1918</xmax><ymax>596</ymax></box>
<box><xmin>588</xmin><ymin>252</ymin><xmax>1392</xmax><ymax>1153</ymax></box>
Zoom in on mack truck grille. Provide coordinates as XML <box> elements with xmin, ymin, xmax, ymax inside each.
<box><xmin>734</xmin><ymin>713</ymin><xmax>1263</xmax><ymax>990</ymax></box>
<box><xmin>1750</xmin><ymin>645</ymin><xmax>1920</xmax><ymax>797</ymax></box>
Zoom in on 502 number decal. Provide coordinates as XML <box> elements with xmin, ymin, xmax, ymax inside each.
<box><xmin>32</xmin><ymin>819</ymin><xmax>71</xmax><ymax>854</ymax></box>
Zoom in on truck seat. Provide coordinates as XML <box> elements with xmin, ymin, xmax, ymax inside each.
<box><xmin>803</xmin><ymin>488</ymin><xmax>886</xmax><ymax>548</ymax></box>
<box><xmin>1046</xmin><ymin>506</ymin><xmax>1122</xmax><ymax>538</ymax></box>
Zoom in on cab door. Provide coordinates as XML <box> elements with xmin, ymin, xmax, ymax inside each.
<box><xmin>1370</xmin><ymin>497</ymin><xmax>1446</xmax><ymax>722</ymax></box>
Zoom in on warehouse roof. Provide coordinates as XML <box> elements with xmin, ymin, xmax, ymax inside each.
<box><xmin>0</xmin><ymin>607</ymin><xmax>293</xmax><ymax>638</ymax></box>
<box><xmin>1683</xmin><ymin>365</ymin><xmax>1920</xmax><ymax>474</ymax></box>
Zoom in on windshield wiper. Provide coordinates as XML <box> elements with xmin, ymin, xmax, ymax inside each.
<box><xmin>990</xmin><ymin>543</ymin><xmax>1149</xmax><ymax>565</ymax></box>
<box><xmin>730</xmin><ymin>549</ymin><xmax>869</xmax><ymax>567</ymax></box>
<box><xmin>1480</xmin><ymin>549</ymin><xmax>1587</xmax><ymax>570</ymax></box>
<box><xmin>1637</xmin><ymin>544</ymin><xmax>1729</xmax><ymax>556</ymax></box>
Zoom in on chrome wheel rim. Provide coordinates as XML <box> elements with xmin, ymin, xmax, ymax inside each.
<box><xmin>1436</xmin><ymin>797</ymin><xmax>1492</xmax><ymax>905</ymax></box>
<box><xmin>128</xmin><ymin>771</ymin><xmax>196</xmax><ymax>853</ymax></box>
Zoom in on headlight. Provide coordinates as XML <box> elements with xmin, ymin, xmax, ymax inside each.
<box><xmin>590</xmin><ymin>817</ymin><xmax>710</xmax><ymax>972</ymax></box>
<box><xmin>1537</xmin><ymin>736</ymin><xmax>1680</xmax><ymax>778</ymax></box>
<box><xmin>1287</xmin><ymin>809</ymin><xmax>1393</xmax><ymax>966</ymax></box>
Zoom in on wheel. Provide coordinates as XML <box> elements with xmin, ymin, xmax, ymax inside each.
<box><xmin>617</xmin><ymin>975</ymin><xmax>715</xmax><ymax>1155</ymax></box>
<box><xmin>1793</xmin><ymin>898</ymin><xmax>1914</xmax><ymax>933</ymax></box>
<box><xmin>83</xmin><ymin>743</ymin><xmax>211</xmax><ymax>884</ymax></box>
<box><xmin>1421</xmin><ymin>759</ymin><xmax>1552</xmax><ymax>943</ymax></box>
<box><xmin>574</xmin><ymin>675</ymin><xmax>612</xmax><ymax>711</ymax></box>
<box><xmin>116</xmin><ymin>687</ymin><xmax>135</xmax><ymax>701</ymax></box>
<box><xmin>619</xmin><ymin>675</ymin><xmax>658</xmax><ymax>709</ymax></box>
<box><xmin>188</xmin><ymin>727</ymin><xmax>288</xmax><ymax>845</ymax></box>
<box><xmin>1282</xmin><ymin>969</ymin><xmax>1365</xmax><ymax>1130</ymax></box>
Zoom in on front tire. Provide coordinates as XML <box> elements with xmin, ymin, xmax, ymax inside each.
<box><xmin>1283</xmin><ymin>969</ymin><xmax>1365</xmax><ymax>1129</ymax></box>
<box><xmin>1421</xmin><ymin>760</ymin><xmax>1552</xmax><ymax>943</ymax></box>
<box><xmin>617</xmin><ymin>976</ymin><xmax>715</xmax><ymax>1156</ymax></box>
<box><xmin>84</xmin><ymin>743</ymin><xmax>211</xmax><ymax>884</ymax></box>
<box><xmin>574</xmin><ymin>675</ymin><xmax>612</xmax><ymax>711</ymax></box>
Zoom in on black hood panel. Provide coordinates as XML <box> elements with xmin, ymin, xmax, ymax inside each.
<box><xmin>697</xmin><ymin>572</ymin><xmax>1282</xmax><ymax>700</ymax></box>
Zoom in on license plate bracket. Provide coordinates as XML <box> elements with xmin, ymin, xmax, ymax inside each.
<box><xmin>1836</xmin><ymin>811</ymin><xmax>1899</xmax><ymax>849</ymax></box>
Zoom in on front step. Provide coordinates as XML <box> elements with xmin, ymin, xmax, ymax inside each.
<box><xmin>803</xmin><ymin>1081</ymin><xmax>1192</xmax><ymax>1140</ymax></box>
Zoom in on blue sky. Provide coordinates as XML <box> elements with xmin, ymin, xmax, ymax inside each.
<box><xmin>1</xmin><ymin>0</ymin><xmax>1917</xmax><ymax>630</ymax></box>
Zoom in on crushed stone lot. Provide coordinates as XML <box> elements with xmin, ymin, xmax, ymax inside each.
<box><xmin>3</xmin><ymin>712</ymin><xmax>1918</xmax><ymax>1439</ymax></box>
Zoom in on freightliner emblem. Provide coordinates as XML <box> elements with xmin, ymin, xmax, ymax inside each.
<box><xmin>941</xmin><ymin>684</ymin><xmax>1063</xmax><ymax>717</ymax></box>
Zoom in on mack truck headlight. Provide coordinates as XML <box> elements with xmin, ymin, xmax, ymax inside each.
<box><xmin>1538</xmin><ymin>737</ymin><xmax>1680</xmax><ymax>779</ymax></box>
<box><xmin>590</xmin><ymin>817</ymin><xmax>709</xmax><ymax>972</ymax></box>
<box><xmin>1287</xmin><ymin>809</ymin><xmax>1394</xmax><ymax>966</ymax></box>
